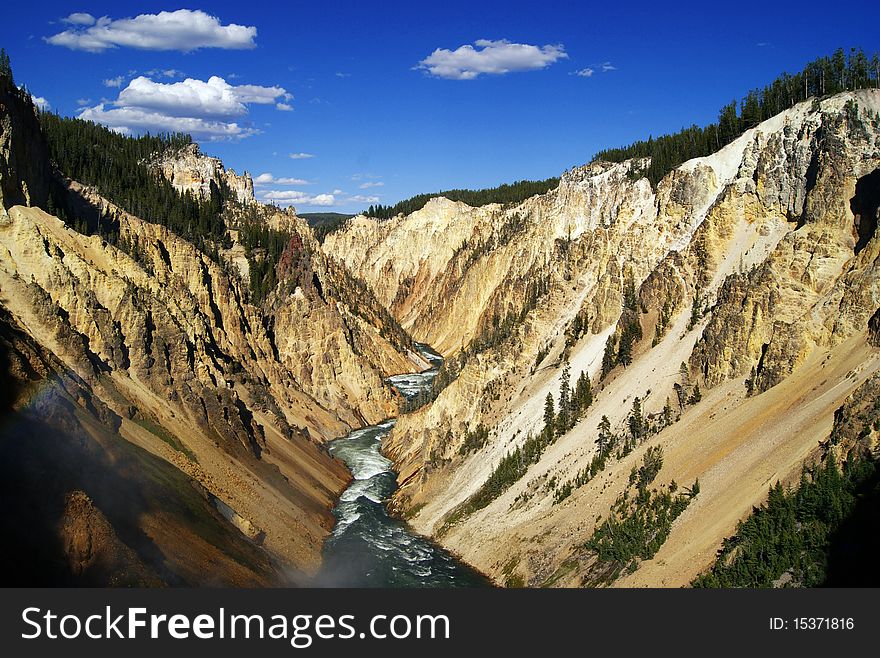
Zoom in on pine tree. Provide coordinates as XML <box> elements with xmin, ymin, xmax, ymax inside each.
<box><xmin>597</xmin><ymin>415</ymin><xmax>612</xmax><ymax>453</ymax></box>
<box><xmin>601</xmin><ymin>336</ymin><xmax>617</xmax><ymax>379</ymax></box>
<box><xmin>543</xmin><ymin>392</ymin><xmax>555</xmax><ymax>440</ymax></box>
<box><xmin>617</xmin><ymin>328</ymin><xmax>634</xmax><ymax>366</ymax></box>
<box><xmin>628</xmin><ymin>397</ymin><xmax>644</xmax><ymax>443</ymax></box>
<box><xmin>557</xmin><ymin>362</ymin><xmax>571</xmax><ymax>435</ymax></box>
<box><xmin>0</xmin><ymin>48</ymin><xmax>12</xmax><ymax>83</ymax></box>
<box><xmin>745</xmin><ymin>366</ymin><xmax>757</xmax><ymax>396</ymax></box>
<box><xmin>662</xmin><ymin>398</ymin><xmax>673</xmax><ymax>427</ymax></box>
<box><xmin>574</xmin><ymin>371</ymin><xmax>592</xmax><ymax>414</ymax></box>
<box><xmin>679</xmin><ymin>362</ymin><xmax>690</xmax><ymax>386</ymax></box>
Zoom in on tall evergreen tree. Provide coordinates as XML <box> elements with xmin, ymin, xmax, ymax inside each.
<box><xmin>557</xmin><ymin>362</ymin><xmax>571</xmax><ymax>435</ymax></box>
<box><xmin>601</xmin><ymin>336</ymin><xmax>617</xmax><ymax>379</ymax></box>
<box><xmin>574</xmin><ymin>371</ymin><xmax>592</xmax><ymax>414</ymax></box>
<box><xmin>628</xmin><ymin>397</ymin><xmax>644</xmax><ymax>443</ymax></box>
<box><xmin>543</xmin><ymin>392</ymin><xmax>555</xmax><ymax>440</ymax></box>
<box><xmin>0</xmin><ymin>48</ymin><xmax>12</xmax><ymax>83</ymax></box>
<box><xmin>597</xmin><ymin>415</ymin><xmax>612</xmax><ymax>453</ymax></box>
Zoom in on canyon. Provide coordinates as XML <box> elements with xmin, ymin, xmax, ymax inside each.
<box><xmin>2</xmin><ymin>54</ymin><xmax>879</xmax><ymax>587</ymax></box>
<box><xmin>326</xmin><ymin>90</ymin><xmax>880</xmax><ymax>586</ymax></box>
<box><xmin>0</xmin><ymin>75</ymin><xmax>424</xmax><ymax>585</ymax></box>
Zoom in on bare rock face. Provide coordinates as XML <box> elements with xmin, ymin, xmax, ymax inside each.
<box><xmin>0</xmin><ymin>180</ymin><xmax>430</xmax><ymax>575</ymax></box>
<box><xmin>0</xmin><ymin>82</ymin><xmax>428</xmax><ymax>581</ymax></box>
<box><xmin>148</xmin><ymin>142</ymin><xmax>255</xmax><ymax>205</ymax></box>
<box><xmin>690</xmin><ymin>94</ymin><xmax>880</xmax><ymax>392</ymax></box>
<box><xmin>225</xmin><ymin>168</ymin><xmax>256</xmax><ymax>205</ymax></box>
<box><xmin>0</xmin><ymin>306</ymin><xmax>282</xmax><ymax>586</ymax></box>
<box><xmin>0</xmin><ymin>77</ymin><xmax>50</xmax><ymax>213</ymax></box>
<box><xmin>59</xmin><ymin>491</ymin><xmax>165</xmax><ymax>587</ymax></box>
<box><xmin>324</xmin><ymin>90</ymin><xmax>880</xmax><ymax>587</ymax></box>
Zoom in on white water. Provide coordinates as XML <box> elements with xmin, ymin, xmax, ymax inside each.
<box><xmin>317</xmin><ymin>345</ymin><xmax>488</xmax><ymax>587</ymax></box>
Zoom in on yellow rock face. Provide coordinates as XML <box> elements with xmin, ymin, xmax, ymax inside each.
<box><xmin>325</xmin><ymin>90</ymin><xmax>880</xmax><ymax>587</ymax></box>
<box><xmin>0</xmin><ymin>187</ymin><xmax>421</xmax><ymax>579</ymax></box>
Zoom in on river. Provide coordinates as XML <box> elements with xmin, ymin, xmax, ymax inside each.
<box><xmin>318</xmin><ymin>345</ymin><xmax>489</xmax><ymax>587</ymax></box>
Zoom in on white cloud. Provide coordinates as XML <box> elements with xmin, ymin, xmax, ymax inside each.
<box><xmin>32</xmin><ymin>96</ymin><xmax>50</xmax><ymax>111</ymax></box>
<box><xmin>254</xmin><ymin>173</ymin><xmax>310</xmax><ymax>186</ymax></box>
<box><xmin>358</xmin><ymin>181</ymin><xmax>384</xmax><ymax>189</ymax></box>
<box><xmin>601</xmin><ymin>62</ymin><xmax>617</xmax><ymax>72</ymax></box>
<box><xmin>46</xmin><ymin>9</ymin><xmax>257</xmax><ymax>53</ymax></box>
<box><xmin>78</xmin><ymin>104</ymin><xmax>256</xmax><ymax>140</ymax></box>
<box><xmin>331</xmin><ymin>189</ymin><xmax>344</xmax><ymax>195</ymax></box>
<box><xmin>103</xmin><ymin>75</ymin><xmax>125</xmax><ymax>88</ymax></box>
<box><xmin>76</xmin><ymin>98</ymin><xmax>91</xmax><ymax>106</ymax></box>
<box><xmin>335</xmin><ymin>72</ymin><xmax>351</xmax><ymax>78</ymax></box>
<box><xmin>289</xmin><ymin>152</ymin><xmax>314</xmax><ymax>160</ymax></box>
<box><xmin>260</xmin><ymin>190</ymin><xmax>335</xmax><ymax>207</ymax></box>
<box><xmin>62</xmin><ymin>13</ymin><xmax>95</xmax><ymax>26</ymax></box>
<box><xmin>78</xmin><ymin>74</ymin><xmax>287</xmax><ymax>141</ymax></box>
<box><xmin>112</xmin><ymin>76</ymin><xmax>287</xmax><ymax>118</ymax></box>
<box><xmin>572</xmin><ymin>67</ymin><xmax>594</xmax><ymax>77</ymax></box>
<box><xmin>416</xmin><ymin>38</ymin><xmax>567</xmax><ymax>80</ymax></box>
<box><xmin>348</xmin><ymin>194</ymin><xmax>380</xmax><ymax>203</ymax></box>
<box><xmin>275</xmin><ymin>102</ymin><xmax>293</xmax><ymax>111</ymax></box>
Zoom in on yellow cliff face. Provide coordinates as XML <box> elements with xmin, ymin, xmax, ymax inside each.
<box><xmin>323</xmin><ymin>90</ymin><xmax>880</xmax><ymax>587</ymax></box>
<box><xmin>0</xmin><ymin>188</ymin><xmax>421</xmax><ymax>581</ymax></box>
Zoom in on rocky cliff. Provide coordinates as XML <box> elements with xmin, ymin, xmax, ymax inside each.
<box><xmin>148</xmin><ymin>142</ymin><xmax>256</xmax><ymax>205</ymax></box>
<box><xmin>324</xmin><ymin>90</ymin><xmax>880</xmax><ymax>586</ymax></box>
<box><xmin>0</xmin><ymin>78</ymin><xmax>423</xmax><ymax>585</ymax></box>
<box><xmin>0</xmin><ymin>78</ymin><xmax>50</xmax><ymax>213</ymax></box>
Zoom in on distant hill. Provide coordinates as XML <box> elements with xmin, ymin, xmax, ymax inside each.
<box><xmin>300</xmin><ymin>212</ymin><xmax>354</xmax><ymax>241</ymax></box>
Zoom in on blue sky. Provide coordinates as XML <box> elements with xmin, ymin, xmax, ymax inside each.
<box><xmin>2</xmin><ymin>1</ymin><xmax>878</xmax><ymax>212</ymax></box>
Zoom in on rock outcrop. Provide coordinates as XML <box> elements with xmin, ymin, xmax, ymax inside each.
<box><xmin>0</xmin><ymin>78</ymin><xmax>424</xmax><ymax>584</ymax></box>
<box><xmin>148</xmin><ymin>142</ymin><xmax>255</xmax><ymax>205</ymax></box>
<box><xmin>0</xmin><ymin>305</ymin><xmax>281</xmax><ymax>586</ymax></box>
<box><xmin>0</xmin><ymin>77</ymin><xmax>50</xmax><ymax>213</ymax></box>
<box><xmin>324</xmin><ymin>90</ymin><xmax>880</xmax><ymax>587</ymax></box>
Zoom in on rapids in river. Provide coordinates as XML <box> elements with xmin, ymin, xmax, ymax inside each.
<box><xmin>318</xmin><ymin>345</ymin><xmax>488</xmax><ymax>587</ymax></box>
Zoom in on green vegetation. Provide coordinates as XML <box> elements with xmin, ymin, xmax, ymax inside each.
<box><xmin>132</xmin><ymin>415</ymin><xmax>198</xmax><ymax>464</ymax></box>
<box><xmin>235</xmin><ymin>207</ymin><xmax>297</xmax><ymax>303</ymax></box>
<box><xmin>630</xmin><ymin>445</ymin><xmax>663</xmax><ymax>489</ymax></box>
<box><xmin>299</xmin><ymin>212</ymin><xmax>354</xmax><ymax>242</ymax></box>
<box><xmin>583</xmin><ymin>448</ymin><xmax>699</xmax><ymax>584</ymax></box>
<box><xmin>0</xmin><ymin>48</ymin><xmax>13</xmax><ymax>84</ymax></box>
<box><xmin>652</xmin><ymin>299</ymin><xmax>675</xmax><ymax>346</ymax></box>
<box><xmin>554</xmin><ymin>393</ymin><xmax>679</xmax><ymax>505</ymax></box>
<box><xmin>466</xmin><ymin>271</ymin><xmax>550</xmax><ymax>356</ymax></box>
<box><xmin>595</xmin><ymin>48</ymin><xmax>880</xmax><ymax>187</ymax></box>
<box><xmin>600</xmin><ymin>276</ymin><xmax>643</xmax><ymax>379</ymax></box>
<box><xmin>541</xmin><ymin>362</ymin><xmax>593</xmax><ymax>441</ymax></box>
<box><xmin>39</xmin><ymin>112</ymin><xmax>229</xmax><ymax>250</ymax></box>
<box><xmin>443</xmin><ymin>359</ymin><xmax>598</xmax><ymax>523</ymax></box>
<box><xmin>692</xmin><ymin>452</ymin><xmax>877</xmax><ymax>588</ymax></box>
<box><xmin>1</xmin><ymin>48</ymin><xmax>233</xmax><ymax>264</ymax></box>
<box><xmin>364</xmin><ymin>178</ymin><xmax>560</xmax><ymax>219</ymax></box>
<box><xmin>400</xmin><ymin>350</ymin><xmax>467</xmax><ymax>413</ymax></box>
<box><xmin>500</xmin><ymin>556</ymin><xmax>526</xmax><ymax>588</ymax></box>
<box><xmin>403</xmin><ymin>269</ymin><xmax>551</xmax><ymax>414</ymax></box>
<box><xmin>565</xmin><ymin>307</ymin><xmax>591</xmax><ymax>351</ymax></box>
<box><xmin>459</xmin><ymin>424</ymin><xmax>490</xmax><ymax>455</ymax></box>
<box><xmin>442</xmin><ymin>362</ymin><xmax>593</xmax><ymax>528</ymax></box>
<box><xmin>442</xmin><ymin>430</ymin><xmax>552</xmax><ymax>532</ymax></box>
<box><xmin>673</xmin><ymin>362</ymin><xmax>704</xmax><ymax>411</ymax></box>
